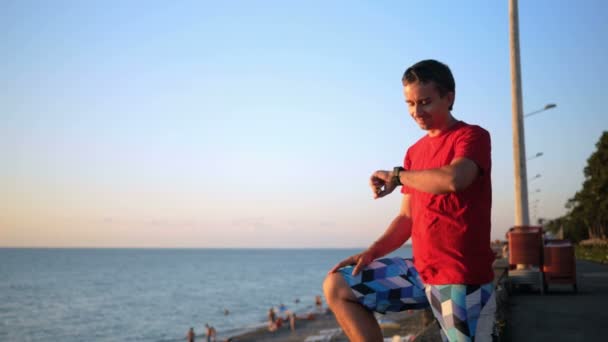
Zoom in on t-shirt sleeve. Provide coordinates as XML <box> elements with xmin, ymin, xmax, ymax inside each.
<box><xmin>453</xmin><ymin>126</ymin><xmax>491</xmax><ymax>175</ymax></box>
<box><xmin>401</xmin><ymin>148</ymin><xmax>413</xmax><ymax>194</ymax></box>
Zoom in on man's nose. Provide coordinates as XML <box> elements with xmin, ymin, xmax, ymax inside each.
<box><xmin>412</xmin><ymin>104</ymin><xmax>424</xmax><ymax>117</ymax></box>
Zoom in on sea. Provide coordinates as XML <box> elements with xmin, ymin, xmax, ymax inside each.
<box><xmin>0</xmin><ymin>247</ymin><xmax>412</xmax><ymax>342</ymax></box>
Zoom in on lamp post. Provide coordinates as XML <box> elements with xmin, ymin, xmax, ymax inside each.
<box><xmin>524</xmin><ymin>103</ymin><xmax>557</xmax><ymax>118</ymax></box>
<box><xmin>527</xmin><ymin>152</ymin><xmax>544</xmax><ymax>161</ymax></box>
<box><xmin>529</xmin><ymin>173</ymin><xmax>541</xmax><ymax>182</ymax></box>
<box><xmin>510</xmin><ymin>0</ymin><xmax>529</xmax><ymax>227</ymax></box>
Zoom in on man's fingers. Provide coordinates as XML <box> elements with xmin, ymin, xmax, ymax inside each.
<box><xmin>328</xmin><ymin>261</ymin><xmax>347</xmax><ymax>274</ymax></box>
<box><xmin>370</xmin><ymin>171</ymin><xmax>393</xmax><ymax>199</ymax></box>
<box><xmin>371</xmin><ymin>185</ymin><xmax>383</xmax><ymax>198</ymax></box>
<box><xmin>370</xmin><ymin>178</ymin><xmax>384</xmax><ymax>197</ymax></box>
<box><xmin>370</xmin><ymin>177</ymin><xmax>383</xmax><ymax>192</ymax></box>
<box><xmin>380</xmin><ymin>189</ymin><xmax>390</xmax><ymax>197</ymax></box>
<box><xmin>374</xmin><ymin>188</ymin><xmax>389</xmax><ymax>199</ymax></box>
<box><xmin>370</xmin><ymin>173</ymin><xmax>386</xmax><ymax>187</ymax></box>
<box><xmin>375</xmin><ymin>181</ymin><xmax>399</xmax><ymax>199</ymax></box>
<box><xmin>327</xmin><ymin>256</ymin><xmax>357</xmax><ymax>274</ymax></box>
<box><xmin>353</xmin><ymin>257</ymin><xmax>368</xmax><ymax>276</ymax></box>
<box><xmin>328</xmin><ymin>253</ymin><xmax>370</xmax><ymax>276</ymax></box>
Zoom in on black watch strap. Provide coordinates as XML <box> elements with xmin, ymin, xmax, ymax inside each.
<box><xmin>393</xmin><ymin>166</ymin><xmax>405</xmax><ymax>186</ymax></box>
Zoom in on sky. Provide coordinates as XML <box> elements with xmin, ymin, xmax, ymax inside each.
<box><xmin>1</xmin><ymin>0</ymin><xmax>607</xmax><ymax>248</ymax></box>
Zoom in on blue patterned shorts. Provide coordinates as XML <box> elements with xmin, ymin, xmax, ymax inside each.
<box><xmin>338</xmin><ymin>257</ymin><xmax>496</xmax><ymax>342</ymax></box>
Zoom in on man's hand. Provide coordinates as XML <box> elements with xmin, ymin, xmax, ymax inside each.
<box><xmin>370</xmin><ymin>170</ymin><xmax>399</xmax><ymax>199</ymax></box>
<box><xmin>328</xmin><ymin>250</ymin><xmax>375</xmax><ymax>276</ymax></box>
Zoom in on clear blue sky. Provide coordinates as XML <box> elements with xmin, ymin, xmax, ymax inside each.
<box><xmin>1</xmin><ymin>0</ymin><xmax>607</xmax><ymax>247</ymax></box>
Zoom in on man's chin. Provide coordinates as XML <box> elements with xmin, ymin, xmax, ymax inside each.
<box><xmin>417</xmin><ymin>123</ymin><xmax>431</xmax><ymax>130</ymax></box>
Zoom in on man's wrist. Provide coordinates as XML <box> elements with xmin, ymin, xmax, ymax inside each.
<box><xmin>367</xmin><ymin>241</ymin><xmax>383</xmax><ymax>260</ymax></box>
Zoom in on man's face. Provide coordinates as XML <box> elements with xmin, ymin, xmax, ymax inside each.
<box><xmin>403</xmin><ymin>81</ymin><xmax>454</xmax><ymax>131</ymax></box>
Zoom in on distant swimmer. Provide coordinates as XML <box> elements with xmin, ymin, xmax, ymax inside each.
<box><xmin>224</xmin><ymin>308</ymin><xmax>230</xmax><ymax>316</ymax></box>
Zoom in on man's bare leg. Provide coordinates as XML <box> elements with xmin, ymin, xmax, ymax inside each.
<box><xmin>323</xmin><ymin>272</ymin><xmax>383</xmax><ymax>342</ymax></box>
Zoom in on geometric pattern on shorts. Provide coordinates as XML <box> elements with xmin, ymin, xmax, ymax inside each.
<box><xmin>339</xmin><ymin>257</ymin><xmax>430</xmax><ymax>314</ymax></box>
<box><xmin>425</xmin><ymin>282</ymin><xmax>495</xmax><ymax>342</ymax></box>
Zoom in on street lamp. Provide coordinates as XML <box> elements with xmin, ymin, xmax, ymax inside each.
<box><xmin>527</xmin><ymin>152</ymin><xmax>544</xmax><ymax>161</ymax></box>
<box><xmin>524</xmin><ymin>103</ymin><xmax>557</xmax><ymax>118</ymax></box>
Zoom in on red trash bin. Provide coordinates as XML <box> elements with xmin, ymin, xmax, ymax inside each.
<box><xmin>507</xmin><ymin>226</ymin><xmax>545</xmax><ymax>294</ymax></box>
<box><xmin>543</xmin><ymin>239</ymin><xmax>577</xmax><ymax>292</ymax></box>
<box><xmin>508</xmin><ymin>226</ymin><xmax>543</xmax><ymax>267</ymax></box>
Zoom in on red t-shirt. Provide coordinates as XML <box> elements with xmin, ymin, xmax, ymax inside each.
<box><xmin>401</xmin><ymin>121</ymin><xmax>494</xmax><ymax>285</ymax></box>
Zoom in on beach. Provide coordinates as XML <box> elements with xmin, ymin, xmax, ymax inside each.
<box><xmin>225</xmin><ymin>310</ymin><xmax>425</xmax><ymax>342</ymax></box>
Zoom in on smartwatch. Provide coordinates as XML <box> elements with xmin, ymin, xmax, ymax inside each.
<box><xmin>393</xmin><ymin>166</ymin><xmax>405</xmax><ymax>186</ymax></box>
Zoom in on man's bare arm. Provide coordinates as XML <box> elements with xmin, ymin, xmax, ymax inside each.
<box><xmin>398</xmin><ymin>157</ymin><xmax>480</xmax><ymax>194</ymax></box>
<box><xmin>366</xmin><ymin>194</ymin><xmax>413</xmax><ymax>260</ymax></box>
<box><xmin>329</xmin><ymin>195</ymin><xmax>412</xmax><ymax>275</ymax></box>
<box><xmin>371</xmin><ymin>157</ymin><xmax>481</xmax><ymax>198</ymax></box>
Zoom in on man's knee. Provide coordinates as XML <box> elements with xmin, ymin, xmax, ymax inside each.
<box><xmin>323</xmin><ymin>272</ymin><xmax>353</xmax><ymax>305</ymax></box>
<box><xmin>322</xmin><ymin>273</ymin><xmax>339</xmax><ymax>303</ymax></box>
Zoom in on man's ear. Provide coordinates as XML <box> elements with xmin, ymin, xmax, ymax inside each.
<box><xmin>447</xmin><ymin>91</ymin><xmax>455</xmax><ymax>109</ymax></box>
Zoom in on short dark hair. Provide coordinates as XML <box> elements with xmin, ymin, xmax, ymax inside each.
<box><xmin>402</xmin><ymin>59</ymin><xmax>455</xmax><ymax>110</ymax></box>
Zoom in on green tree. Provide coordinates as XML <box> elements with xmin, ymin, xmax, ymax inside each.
<box><xmin>545</xmin><ymin>131</ymin><xmax>608</xmax><ymax>242</ymax></box>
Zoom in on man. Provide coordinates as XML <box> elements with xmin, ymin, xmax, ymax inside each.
<box><xmin>204</xmin><ymin>323</ymin><xmax>216</xmax><ymax>342</ymax></box>
<box><xmin>323</xmin><ymin>60</ymin><xmax>496</xmax><ymax>342</ymax></box>
<box><xmin>186</xmin><ymin>327</ymin><xmax>195</xmax><ymax>342</ymax></box>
